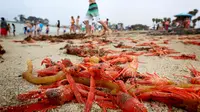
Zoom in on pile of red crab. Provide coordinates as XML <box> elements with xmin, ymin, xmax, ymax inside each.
<box><xmin>32</xmin><ymin>33</ymin><xmax>87</xmax><ymax>42</ymax></box>
<box><xmin>12</xmin><ymin>34</ymin><xmax>89</xmax><ymax>44</ymax></box>
<box><xmin>178</xmin><ymin>35</ymin><xmax>200</xmax><ymax>47</ymax></box>
<box><xmin>61</xmin><ymin>44</ymin><xmax>101</xmax><ymax>57</ymax></box>
<box><xmin>12</xmin><ymin>36</ymin><xmax>36</xmax><ymax>44</ymax></box>
<box><xmin>1</xmin><ymin>55</ymin><xmax>200</xmax><ymax>112</ymax></box>
<box><xmin>183</xmin><ymin>41</ymin><xmax>200</xmax><ymax>46</ymax></box>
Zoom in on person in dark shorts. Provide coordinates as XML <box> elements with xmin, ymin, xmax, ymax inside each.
<box><xmin>57</xmin><ymin>20</ymin><xmax>60</xmax><ymax>35</ymax></box>
<box><xmin>63</xmin><ymin>26</ymin><xmax>67</xmax><ymax>34</ymax></box>
<box><xmin>12</xmin><ymin>24</ymin><xmax>16</xmax><ymax>36</ymax></box>
<box><xmin>46</xmin><ymin>25</ymin><xmax>49</xmax><ymax>35</ymax></box>
<box><xmin>24</xmin><ymin>24</ymin><xmax>27</xmax><ymax>35</ymax></box>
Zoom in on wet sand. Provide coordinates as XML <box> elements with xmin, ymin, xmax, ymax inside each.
<box><xmin>0</xmin><ymin>33</ymin><xmax>200</xmax><ymax>112</ymax></box>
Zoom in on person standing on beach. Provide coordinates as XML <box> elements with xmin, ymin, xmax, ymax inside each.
<box><xmin>84</xmin><ymin>0</ymin><xmax>110</xmax><ymax>36</ymax></box>
<box><xmin>70</xmin><ymin>16</ymin><xmax>75</xmax><ymax>33</ymax></box>
<box><xmin>57</xmin><ymin>20</ymin><xmax>60</xmax><ymax>35</ymax></box>
<box><xmin>81</xmin><ymin>22</ymin><xmax>86</xmax><ymax>33</ymax></box>
<box><xmin>165</xmin><ymin>20</ymin><xmax>170</xmax><ymax>31</ymax></box>
<box><xmin>24</xmin><ymin>24</ymin><xmax>27</xmax><ymax>35</ymax></box>
<box><xmin>26</xmin><ymin>22</ymin><xmax>33</xmax><ymax>37</ymax></box>
<box><xmin>36</xmin><ymin>21</ymin><xmax>41</xmax><ymax>36</ymax></box>
<box><xmin>105</xmin><ymin>18</ymin><xmax>109</xmax><ymax>26</ymax></box>
<box><xmin>39</xmin><ymin>21</ymin><xmax>44</xmax><ymax>34</ymax></box>
<box><xmin>63</xmin><ymin>26</ymin><xmax>67</xmax><ymax>34</ymax></box>
<box><xmin>12</xmin><ymin>24</ymin><xmax>16</xmax><ymax>36</ymax></box>
<box><xmin>32</xmin><ymin>23</ymin><xmax>37</xmax><ymax>37</ymax></box>
<box><xmin>46</xmin><ymin>25</ymin><xmax>49</xmax><ymax>36</ymax></box>
<box><xmin>0</xmin><ymin>17</ymin><xmax>8</xmax><ymax>37</ymax></box>
<box><xmin>7</xmin><ymin>23</ymin><xmax>11</xmax><ymax>36</ymax></box>
<box><xmin>76</xmin><ymin>16</ymin><xmax>81</xmax><ymax>33</ymax></box>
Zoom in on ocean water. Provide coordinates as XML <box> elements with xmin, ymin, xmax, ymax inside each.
<box><xmin>7</xmin><ymin>22</ymin><xmax>69</xmax><ymax>36</ymax></box>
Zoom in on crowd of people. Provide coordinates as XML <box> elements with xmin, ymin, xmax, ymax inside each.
<box><xmin>155</xmin><ymin>19</ymin><xmax>171</xmax><ymax>31</ymax></box>
<box><xmin>0</xmin><ymin>17</ymin><xmax>16</xmax><ymax>37</ymax></box>
<box><xmin>173</xmin><ymin>17</ymin><xmax>191</xmax><ymax>29</ymax></box>
<box><xmin>23</xmin><ymin>21</ymin><xmax>44</xmax><ymax>37</ymax></box>
<box><xmin>1</xmin><ymin>0</ymin><xmax>111</xmax><ymax>37</ymax></box>
<box><xmin>155</xmin><ymin>17</ymin><xmax>191</xmax><ymax>31</ymax></box>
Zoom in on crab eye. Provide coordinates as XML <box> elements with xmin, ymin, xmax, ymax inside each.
<box><xmin>46</xmin><ymin>89</ymin><xmax>60</xmax><ymax>99</ymax></box>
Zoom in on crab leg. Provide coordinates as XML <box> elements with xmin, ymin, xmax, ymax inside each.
<box><xmin>65</xmin><ymin>69</ymin><xmax>84</xmax><ymax>103</ymax></box>
<box><xmin>84</xmin><ymin>74</ymin><xmax>95</xmax><ymax>112</ymax></box>
<box><xmin>187</xmin><ymin>64</ymin><xmax>200</xmax><ymax>77</ymax></box>
<box><xmin>77</xmin><ymin>84</ymin><xmax>111</xmax><ymax>101</ymax></box>
<box><xmin>0</xmin><ymin>102</ymin><xmax>57</xmax><ymax>112</ymax></box>
<box><xmin>96</xmin><ymin>101</ymin><xmax>118</xmax><ymax>112</ymax></box>
<box><xmin>17</xmin><ymin>90</ymin><xmax>46</xmax><ymax>101</ymax></box>
<box><xmin>115</xmin><ymin>80</ymin><xmax>128</xmax><ymax>93</ymax></box>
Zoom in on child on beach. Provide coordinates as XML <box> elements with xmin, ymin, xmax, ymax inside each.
<box><xmin>46</xmin><ymin>25</ymin><xmax>49</xmax><ymax>35</ymax></box>
<box><xmin>12</xmin><ymin>24</ymin><xmax>16</xmax><ymax>36</ymax></box>
<box><xmin>81</xmin><ymin>22</ymin><xmax>86</xmax><ymax>33</ymax></box>
<box><xmin>84</xmin><ymin>0</ymin><xmax>110</xmax><ymax>36</ymax></box>
<box><xmin>24</xmin><ymin>24</ymin><xmax>27</xmax><ymax>35</ymax></box>
<box><xmin>70</xmin><ymin>16</ymin><xmax>75</xmax><ymax>33</ymax></box>
<box><xmin>63</xmin><ymin>26</ymin><xmax>67</xmax><ymax>34</ymax></box>
<box><xmin>7</xmin><ymin>23</ymin><xmax>11</xmax><ymax>35</ymax></box>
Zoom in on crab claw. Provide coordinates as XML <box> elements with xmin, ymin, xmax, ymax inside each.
<box><xmin>17</xmin><ymin>90</ymin><xmax>46</xmax><ymax>101</ymax></box>
<box><xmin>113</xmin><ymin>92</ymin><xmax>147</xmax><ymax>112</ymax></box>
<box><xmin>41</xmin><ymin>58</ymin><xmax>54</xmax><ymax>67</ymax></box>
<box><xmin>37</xmin><ymin>66</ymin><xmax>61</xmax><ymax>77</ymax></box>
<box><xmin>61</xmin><ymin>58</ymin><xmax>73</xmax><ymax>67</ymax></box>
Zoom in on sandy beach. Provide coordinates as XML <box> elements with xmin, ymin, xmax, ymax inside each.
<box><xmin>0</xmin><ymin>33</ymin><xmax>200</xmax><ymax>112</ymax></box>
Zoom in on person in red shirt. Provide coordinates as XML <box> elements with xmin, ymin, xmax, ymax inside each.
<box><xmin>165</xmin><ymin>20</ymin><xmax>170</xmax><ymax>31</ymax></box>
<box><xmin>0</xmin><ymin>17</ymin><xmax>8</xmax><ymax>37</ymax></box>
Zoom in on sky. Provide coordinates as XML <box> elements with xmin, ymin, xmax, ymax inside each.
<box><xmin>0</xmin><ymin>0</ymin><xmax>200</xmax><ymax>26</ymax></box>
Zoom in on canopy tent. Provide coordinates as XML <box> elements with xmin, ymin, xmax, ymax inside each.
<box><xmin>174</xmin><ymin>13</ymin><xmax>193</xmax><ymax>29</ymax></box>
<box><xmin>174</xmin><ymin>13</ymin><xmax>193</xmax><ymax>17</ymax></box>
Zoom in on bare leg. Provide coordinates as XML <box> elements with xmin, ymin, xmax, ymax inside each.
<box><xmin>98</xmin><ymin>21</ymin><xmax>110</xmax><ymax>36</ymax></box>
<box><xmin>57</xmin><ymin>28</ymin><xmax>59</xmax><ymax>35</ymax></box>
<box><xmin>73</xmin><ymin>25</ymin><xmax>76</xmax><ymax>33</ymax></box>
<box><xmin>70</xmin><ymin>25</ymin><xmax>74</xmax><ymax>34</ymax></box>
<box><xmin>84</xmin><ymin>21</ymin><xmax>91</xmax><ymax>36</ymax></box>
<box><xmin>13</xmin><ymin>31</ymin><xmax>15</xmax><ymax>37</ymax></box>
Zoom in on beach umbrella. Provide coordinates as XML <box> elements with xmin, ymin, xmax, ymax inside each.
<box><xmin>174</xmin><ymin>13</ymin><xmax>193</xmax><ymax>17</ymax></box>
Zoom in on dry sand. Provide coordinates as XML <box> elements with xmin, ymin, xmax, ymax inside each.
<box><xmin>0</xmin><ymin>33</ymin><xmax>200</xmax><ymax>112</ymax></box>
